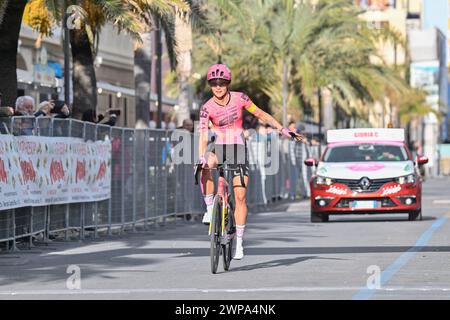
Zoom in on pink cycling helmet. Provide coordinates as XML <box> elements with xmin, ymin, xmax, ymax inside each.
<box><xmin>207</xmin><ymin>64</ymin><xmax>231</xmax><ymax>81</ymax></box>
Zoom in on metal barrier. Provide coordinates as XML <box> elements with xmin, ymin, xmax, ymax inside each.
<box><xmin>0</xmin><ymin>116</ymin><xmax>317</xmax><ymax>249</ymax></box>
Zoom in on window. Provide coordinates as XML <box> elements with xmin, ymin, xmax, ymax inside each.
<box><xmin>323</xmin><ymin>144</ymin><xmax>409</xmax><ymax>162</ymax></box>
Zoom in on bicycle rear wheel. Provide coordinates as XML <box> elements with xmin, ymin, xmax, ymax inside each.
<box><xmin>210</xmin><ymin>196</ymin><xmax>222</xmax><ymax>274</ymax></box>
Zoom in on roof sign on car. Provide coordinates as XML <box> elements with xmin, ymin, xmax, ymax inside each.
<box><xmin>327</xmin><ymin>128</ymin><xmax>405</xmax><ymax>144</ymax></box>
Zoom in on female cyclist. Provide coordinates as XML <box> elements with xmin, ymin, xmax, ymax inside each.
<box><xmin>198</xmin><ymin>63</ymin><xmax>303</xmax><ymax>260</ymax></box>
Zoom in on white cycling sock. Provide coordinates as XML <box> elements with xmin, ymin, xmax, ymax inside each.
<box><xmin>236</xmin><ymin>224</ymin><xmax>246</xmax><ymax>247</ymax></box>
<box><xmin>204</xmin><ymin>194</ymin><xmax>214</xmax><ymax>214</ymax></box>
<box><xmin>234</xmin><ymin>224</ymin><xmax>246</xmax><ymax>259</ymax></box>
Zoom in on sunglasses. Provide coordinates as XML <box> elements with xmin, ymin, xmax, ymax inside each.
<box><xmin>208</xmin><ymin>79</ymin><xmax>229</xmax><ymax>87</ymax></box>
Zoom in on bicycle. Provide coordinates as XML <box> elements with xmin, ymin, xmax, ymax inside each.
<box><xmin>195</xmin><ymin>163</ymin><xmax>246</xmax><ymax>274</ymax></box>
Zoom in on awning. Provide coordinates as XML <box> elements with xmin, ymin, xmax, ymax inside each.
<box><xmin>97</xmin><ymin>81</ymin><xmax>135</xmax><ymax>96</ymax></box>
<box><xmin>97</xmin><ymin>80</ymin><xmax>178</xmax><ymax>110</ymax></box>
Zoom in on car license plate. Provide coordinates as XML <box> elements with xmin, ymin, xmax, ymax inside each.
<box><xmin>352</xmin><ymin>200</ymin><xmax>377</xmax><ymax>209</ymax></box>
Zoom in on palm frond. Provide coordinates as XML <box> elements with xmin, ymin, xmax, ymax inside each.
<box><xmin>160</xmin><ymin>14</ymin><xmax>178</xmax><ymax>70</ymax></box>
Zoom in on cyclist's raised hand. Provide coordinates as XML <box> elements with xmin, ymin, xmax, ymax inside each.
<box><xmin>280</xmin><ymin>127</ymin><xmax>304</xmax><ymax>142</ymax></box>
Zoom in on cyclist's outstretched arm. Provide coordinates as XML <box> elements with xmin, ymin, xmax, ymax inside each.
<box><xmin>245</xmin><ymin>103</ymin><xmax>283</xmax><ymax>132</ymax></box>
<box><xmin>245</xmin><ymin>103</ymin><xmax>303</xmax><ymax>141</ymax></box>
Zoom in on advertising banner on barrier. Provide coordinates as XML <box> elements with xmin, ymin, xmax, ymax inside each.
<box><xmin>0</xmin><ymin>135</ymin><xmax>111</xmax><ymax>210</ymax></box>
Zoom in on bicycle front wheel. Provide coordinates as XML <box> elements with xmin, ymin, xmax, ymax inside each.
<box><xmin>222</xmin><ymin>203</ymin><xmax>235</xmax><ymax>271</ymax></box>
<box><xmin>210</xmin><ymin>196</ymin><xmax>222</xmax><ymax>274</ymax></box>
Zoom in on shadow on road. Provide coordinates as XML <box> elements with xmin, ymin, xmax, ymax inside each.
<box><xmin>328</xmin><ymin>216</ymin><xmax>437</xmax><ymax>223</ymax></box>
<box><xmin>229</xmin><ymin>255</ymin><xmax>345</xmax><ymax>273</ymax></box>
<box><xmin>2</xmin><ymin>240</ymin><xmax>450</xmax><ymax>286</ymax></box>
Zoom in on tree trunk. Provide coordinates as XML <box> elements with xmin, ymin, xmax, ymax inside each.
<box><xmin>69</xmin><ymin>26</ymin><xmax>97</xmax><ymax>120</ymax></box>
<box><xmin>282</xmin><ymin>59</ymin><xmax>287</xmax><ymax>128</ymax></box>
<box><xmin>175</xmin><ymin>16</ymin><xmax>192</xmax><ymax>127</ymax></box>
<box><xmin>177</xmin><ymin>73</ymin><xmax>191</xmax><ymax>126</ymax></box>
<box><xmin>0</xmin><ymin>0</ymin><xmax>27</xmax><ymax>108</ymax></box>
<box><xmin>134</xmin><ymin>31</ymin><xmax>152</xmax><ymax>129</ymax></box>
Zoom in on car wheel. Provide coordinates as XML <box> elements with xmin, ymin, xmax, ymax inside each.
<box><xmin>311</xmin><ymin>212</ymin><xmax>328</xmax><ymax>223</ymax></box>
<box><xmin>408</xmin><ymin>209</ymin><xmax>421</xmax><ymax>221</ymax></box>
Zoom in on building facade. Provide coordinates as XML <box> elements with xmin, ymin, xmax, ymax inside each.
<box><xmin>16</xmin><ymin>22</ymin><xmax>178</xmax><ymax>128</ymax></box>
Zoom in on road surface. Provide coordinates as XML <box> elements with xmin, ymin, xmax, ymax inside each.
<box><xmin>1</xmin><ymin>177</ymin><xmax>450</xmax><ymax>300</ymax></box>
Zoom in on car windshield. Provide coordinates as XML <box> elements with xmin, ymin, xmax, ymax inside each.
<box><xmin>323</xmin><ymin>144</ymin><xmax>409</xmax><ymax>162</ymax></box>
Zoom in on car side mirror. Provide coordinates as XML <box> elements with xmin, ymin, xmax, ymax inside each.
<box><xmin>417</xmin><ymin>155</ymin><xmax>428</xmax><ymax>166</ymax></box>
<box><xmin>304</xmin><ymin>158</ymin><xmax>317</xmax><ymax>167</ymax></box>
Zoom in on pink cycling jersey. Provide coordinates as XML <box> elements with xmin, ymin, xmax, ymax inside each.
<box><xmin>199</xmin><ymin>91</ymin><xmax>255</xmax><ymax>145</ymax></box>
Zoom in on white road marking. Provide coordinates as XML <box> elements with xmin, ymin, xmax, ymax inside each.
<box><xmin>1</xmin><ymin>286</ymin><xmax>450</xmax><ymax>296</ymax></box>
<box><xmin>432</xmin><ymin>200</ymin><xmax>450</xmax><ymax>204</ymax></box>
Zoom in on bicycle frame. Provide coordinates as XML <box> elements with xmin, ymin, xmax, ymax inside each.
<box><xmin>208</xmin><ymin>167</ymin><xmax>230</xmax><ymax>237</ymax></box>
<box><xmin>194</xmin><ymin>162</ymin><xmax>247</xmax><ymax>274</ymax></box>
<box><xmin>194</xmin><ymin>163</ymin><xmax>244</xmax><ymax>237</ymax></box>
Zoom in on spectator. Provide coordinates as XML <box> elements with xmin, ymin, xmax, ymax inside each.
<box><xmin>0</xmin><ymin>92</ymin><xmax>14</xmax><ymax>134</ymax></box>
<box><xmin>99</xmin><ymin>110</ymin><xmax>119</xmax><ymax>126</ymax></box>
<box><xmin>14</xmin><ymin>96</ymin><xmax>37</xmax><ymax>135</ymax></box>
<box><xmin>287</xmin><ymin>120</ymin><xmax>302</xmax><ymax>200</ymax></box>
<box><xmin>254</xmin><ymin>123</ymin><xmax>268</xmax><ymax>204</ymax></box>
<box><xmin>15</xmin><ymin>96</ymin><xmax>35</xmax><ymax>115</ymax></box>
<box><xmin>179</xmin><ymin>118</ymin><xmax>194</xmax><ymax>133</ymax></box>
<box><xmin>256</xmin><ymin>122</ymin><xmax>267</xmax><ymax>142</ymax></box>
<box><xmin>34</xmin><ymin>100</ymin><xmax>54</xmax><ymax>117</ymax></box>
<box><xmin>0</xmin><ymin>106</ymin><xmax>14</xmax><ymax>117</ymax></box>
<box><xmin>49</xmin><ymin>100</ymin><xmax>70</xmax><ymax>119</ymax></box>
<box><xmin>82</xmin><ymin>109</ymin><xmax>117</xmax><ymax>126</ymax></box>
<box><xmin>243</xmin><ymin>128</ymin><xmax>251</xmax><ymax>139</ymax></box>
<box><xmin>265</xmin><ymin>123</ymin><xmax>274</xmax><ymax>143</ymax></box>
<box><xmin>168</xmin><ymin>121</ymin><xmax>176</xmax><ymax>130</ymax></box>
<box><xmin>149</xmin><ymin>120</ymin><xmax>157</xmax><ymax>129</ymax></box>
<box><xmin>97</xmin><ymin>113</ymin><xmax>105</xmax><ymax>123</ymax></box>
<box><xmin>82</xmin><ymin>109</ymin><xmax>97</xmax><ymax>123</ymax></box>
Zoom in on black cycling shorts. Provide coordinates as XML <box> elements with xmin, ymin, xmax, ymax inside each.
<box><xmin>210</xmin><ymin>143</ymin><xmax>249</xmax><ymax>178</ymax></box>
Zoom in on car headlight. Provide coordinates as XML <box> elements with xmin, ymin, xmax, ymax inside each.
<box><xmin>315</xmin><ymin>176</ymin><xmax>334</xmax><ymax>186</ymax></box>
<box><xmin>396</xmin><ymin>174</ymin><xmax>415</xmax><ymax>185</ymax></box>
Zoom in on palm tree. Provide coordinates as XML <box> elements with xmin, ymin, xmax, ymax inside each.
<box><xmin>173</xmin><ymin>0</ymin><xmax>244</xmax><ymax>127</ymax></box>
<box><xmin>0</xmin><ymin>0</ymin><xmax>28</xmax><ymax>108</ymax></box>
<box><xmin>191</xmin><ymin>1</ymin><xmax>272</xmax><ymax>108</ymax></box>
<box><xmin>132</xmin><ymin>0</ymin><xmax>189</xmax><ymax>128</ymax></box>
<box><xmin>23</xmin><ymin>0</ymin><xmax>146</xmax><ymax>119</ymax></box>
<box><xmin>174</xmin><ymin>13</ymin><xmax>193</xmax><ymax>127</ymax></box>
<box><xmin>398</xmin><ymin>88</ymin><xmax>438</xmax><ymax>124</ymax></box>
<box><xmin>190</xmin><ymin>0</ymin><xmax>411</xmax><ymax>128</ymax></box>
